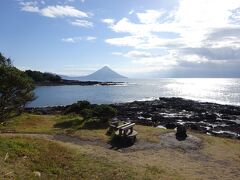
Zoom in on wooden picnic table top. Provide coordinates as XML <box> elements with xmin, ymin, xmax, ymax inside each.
<box><xmin>120</xmin><ymin>123</ymin><xmax>136</xmax><ymax>130</ymax></box>
<box><xmin>115</xmin><ymin>129</ymin><xmax>138</xmax><ymax>137</ymax></box>
<box><xmin>116</xmin><ymin>122</ymin><xmax>131</xmax><ymax>129</ymax></box>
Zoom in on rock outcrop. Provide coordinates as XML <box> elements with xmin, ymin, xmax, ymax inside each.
<box><xmin>113</xmin><ymin>97</ymin><xmax>240</xmax><ymax>139</ymax></box>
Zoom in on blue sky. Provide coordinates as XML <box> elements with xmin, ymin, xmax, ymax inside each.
<box><xmin>1</xmin><ymin>0</ymin><xmax>240</xmax><ymax>77</ymax></box>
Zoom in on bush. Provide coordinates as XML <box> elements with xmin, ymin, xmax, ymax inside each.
<box><xmin>82</xmin><ymin>119</ymin><xmax>108</xmax><ymax>129</ymax></box>
<box><xmin>81</xmin><ymin>108</ymin><xmax>93</xmax><ymax>120</ymax></box>
<box><xmin>93</xmin><ymin>105</ymin><xmax>117</xmax><ymax>123</ymax></box>
<box><xmin>64</xmin><ymin>102</ymin><xmax>117</xmax><ymax>129</ymax></box>
<box><xmin>64</xmin><ymin>101</ymin><xmax>91</xmax><ymax>114</ymax></box>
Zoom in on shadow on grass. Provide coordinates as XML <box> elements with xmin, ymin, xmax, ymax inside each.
<box><xmin>109</xmin><ymin>135</ymin><xmax>135</xmax><ymax>150</ymax></box>
<box><xmin>82</xmin><ymin>119</ymin><xmax>108</xmax><ymax>130</ymax></box>
<box><xmin>54</xmin><ymin>119</ymin><xmax>83</xmax><ymax>129</ymax></box>
<box><xmin>54</xmin><ymin>118</ymin><xmax>109</xmax><ymax>130</ymax></box>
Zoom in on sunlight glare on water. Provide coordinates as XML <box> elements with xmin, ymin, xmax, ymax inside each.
<box><xmin>165</xmin><ymin>78</ymin><xmax>239</xmax><ymax>105</ymax></box>
<box><xmin>29</xmin><ymin>78</ymin><xmax>240</xmax><ymax>107</ymax></box>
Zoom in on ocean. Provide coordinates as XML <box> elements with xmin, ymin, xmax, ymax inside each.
<box><xmin>28</xmin><ymin>78</ymin><xmax>240</xmax><ymax>107</ymax></box>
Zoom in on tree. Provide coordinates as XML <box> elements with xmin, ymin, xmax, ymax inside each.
<box><xmin>25</xmin><ymin>70</ymin><xmax>61</xmax><ymax>83</ymax></box>
<box><xmin>0</xmin><ymin>53</ymin><xmax>11</xmax><ymax>66</ymax></box>
<box><xmin>0</xmin><ymin>53</ymin><xmax>35</xmax><ymax>122</ymax></box>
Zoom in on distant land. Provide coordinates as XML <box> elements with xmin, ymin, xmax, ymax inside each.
<box><xmin>62</xmin><ymin>66</ymin><xmax>127</xmax><ymax>81</ymax></box>
<box><xmin>25</xmin><ymin>67</ymin><xmax>125</xmax><ymax>86</ymax></box>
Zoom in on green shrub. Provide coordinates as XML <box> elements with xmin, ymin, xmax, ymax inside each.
<box><xmin>82</xmin><ymin>118</ymin><xmax>108</xmax><ymax>129</ymax></box>
<box><xmin>81</xmin><ymin>108</ymin><xmax>93</xmax><ymax>120</ymax></box>
<box><xmin>64</xmin><ymin>102</ymin><xmax>117</xmax><ymax>129</ymax></box>
<box><xmin>64</xmin><ymin>101</ymin><xmax>91</xmax><ymax>114</ymax></box>
<box><xmin>93</xmin><ymin>105</ymin><xmax>117</xmax><ymax>123</ymax></box>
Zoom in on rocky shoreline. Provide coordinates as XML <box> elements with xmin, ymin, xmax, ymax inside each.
<box><xmin>113</xmin><ymin>98</ymin><xmax>240</xmax><ymax>139</ymax></box>
<box><xmin>25</xmin><ymin>97</ymin><xmax>240</xmax><ymax>139</ymax></box>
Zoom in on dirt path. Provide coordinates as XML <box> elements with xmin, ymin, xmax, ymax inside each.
<box><xmin>0</xmin><ymin>132</ymin><xmax>203</xmax><ymax>152</ymax></box>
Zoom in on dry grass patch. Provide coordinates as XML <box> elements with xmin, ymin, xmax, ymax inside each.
<box><xmin>195</xmin><ymin>132</ymin><xmax>240</xmax><ymax>161</ymax></box>
<box><xmin>135</xmin><ymin>125</ymin><xmax>171</xmax><ymax>143</ymax></box>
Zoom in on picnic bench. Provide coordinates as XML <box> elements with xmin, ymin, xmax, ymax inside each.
<box><xmin>108</xmin><ymin>121</ymin><xmax>138</xmax><ymax>143</ymax></box>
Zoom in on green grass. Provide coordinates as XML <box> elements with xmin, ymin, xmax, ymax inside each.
<box><xmin>0</xmin><ymin>113</ymin><xmax>84</xmax><ymax>133</ymax></box>
<box><xmin>0</xmin><ymin>136</ymin><xmax>136</xmax><ymax>179</ymax></box>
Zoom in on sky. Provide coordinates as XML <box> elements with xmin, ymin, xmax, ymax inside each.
<box><xmin>0</xmin><ymin>0</ymin><xmax>240</xmax><ymax>78</ymax></box>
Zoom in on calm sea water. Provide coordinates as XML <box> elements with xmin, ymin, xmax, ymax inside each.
<box><xmin>28</xmin><ymin>78</ymin><xmax>240</xmax><ymax>107</ymax></box>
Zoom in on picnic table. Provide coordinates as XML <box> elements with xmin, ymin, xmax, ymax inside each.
<box><xmin>109</xmin><ymin>122</ymin><xmax>138</xmax><ymax>142</ymax></box>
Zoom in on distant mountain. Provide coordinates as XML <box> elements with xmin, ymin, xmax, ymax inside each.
<box><xmin>62</xmin><ymin>66</ymin><xmax>127</xmax><ymax>81</ymax></box>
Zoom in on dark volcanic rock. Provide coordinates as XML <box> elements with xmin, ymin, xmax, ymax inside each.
<box><xmin>113</xmin><ymin>97</ymin><xmax>240</xmax><ymax>139</ymax></box>
<box><xmin>165</xmin><ymin>123</ymin><xmax>177</xmax><ymax>129</ymax></box>
<box><xmin>176</xmin><ymin>125</ymin><xmax>187</xmax><ymax>141</ymax></box>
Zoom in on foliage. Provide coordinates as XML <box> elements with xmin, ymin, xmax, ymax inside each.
<box><xmin>65</xmin><ymin>101</ymin><xmax>117</xmax><ymax>121</ymax></box>
<box><xmin>81</xmin><ymin>108</ymin><xmax>93</xmax><ymax>120</ymax></box>
<box><xmin>0</xmin><ymin>52</ymin><xmax>11</xmax><ymax>66</ymax></box>
<box><xmin>64</xmin><ymin>101</ymin><xmax>117</xmax><ymax>128</ymax></box>
<box><xmin>93</xmin><ymin>105</ymin><xmax>117</xmax><ymax>123</ymax></box>
<box><xmin>83</xmin><ymin>118</ymin><xmax>109</xmax><ymax>129</ymax></box>
<box><xmin>0</xmin><ymin>53</ymin><xmax>35</xmax><ymax>122</ymax></box>
<box><xmin>64</xmin><ymin>101</ymin><xmax>91</xmax><ymax>114</ymax></box>
<box><xmin>25</xmin><ymin>70</ymin><xmax>61</xmax><ymax>83</ymax></box>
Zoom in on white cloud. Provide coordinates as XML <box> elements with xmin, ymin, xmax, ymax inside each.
<box><xmin>40</xmin><ymin>5</ymin><xmax>88</xmax><ymax>18</ymax></box>
<box><xmin>112</xmin><ymin>52</ymin><xmax>123</xmax><ymax>56</ymax></box>
<box><xmin>104</xmin><ymin>0</ymin><xmax>240</xmax><ymax>73</ymax></box>
<box><xmin>21</xmin><ymin>5</ymin><xmax>40</xmax><ymax>12</ymax></box>
<box><xmin>62</xmin><ymin>37</ymin><xmax>82</xmax><ymax>43</ymax></box>
<box><xmin>20</xmin><ymin>3</ymin><xmax>88</xmax><ymax>18</ymax></box>
<box><xmin>102</xmin><ymin>18</ymin><xmax>115</xmax><ymax>25</ymax></box>
<box><xmin>19</xmin><ymin>2</ymin><xmax>93</xmax><ymax>28</ymax></box>
<box><xmin>86</xmin><ymin>36</ymin><xmax>96</xmax><ymax>41</ymax></box>
<box><xmin>105</xmin><ymin>0</ymin><xmax>240</xmax><ymax>49</ymax></box>
<box><xmin>62</xmin><ymin>36</ymin><xmax>96</xmax><ymax>43</ymax></box>
<box><xmin>71</xmin><ymin>19</ymin><xmax>93</xmax><ymax>27</ymax></box>
<box><xmin>19</xmin><ymin>1</ymin><xmax>40</xmax><ymax>12</ymax></box>
<box><xmin>129</xmin><ymin>10</ymin><xmax>134</xmax><ymax>15</ymax></box>
<box><xmin>124</xmin><ymin>51</ymin><xmax>153</xmax><ymax>58</ymax></box>
<box><xmin>106</xmin><ymin>36</ymin><xmax>145</xmax><ymax>47</ymax></box>
<box><xmin>112</xmin><ymin>51</ymin><xmax>153</xmax><ymax>58</ymax></box>
<box><xmin>137</xmin><ymin>10</ymin><xmax>165</xmax><ymax>24</ymax></box>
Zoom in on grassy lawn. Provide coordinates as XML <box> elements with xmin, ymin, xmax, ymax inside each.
<box><xmin>0</xmin><ymin>113</ymin><xmax>85</xmax><ymax>133</ymax></box>
<box><xmin>0</xmin><ymin>113</ymin><xmax>171</xmax><ymax>142</ymax></box>
<box><xmin>0</xmin><ymin>136</ymin><xmax>136</xmax><ymax>179</ymax></box>
<box><xmin>0</xmin><ymin>113</ymin><xmax>240</xmax><ymax>179</ymax></box>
